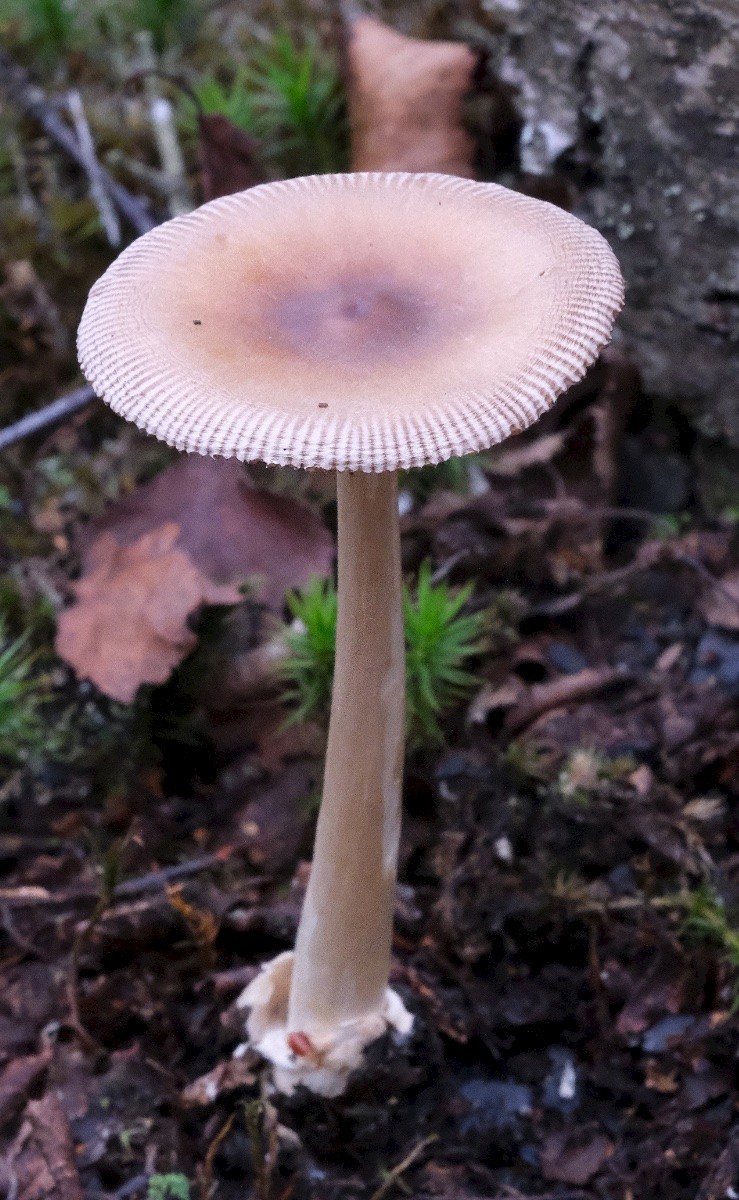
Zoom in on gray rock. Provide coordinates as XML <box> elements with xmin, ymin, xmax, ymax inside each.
<box><xmin>490</xmin><ymin>0</ymin><xmax>738</xmax><ymax>443</ymax></box>
<box><xmin>542</xmin><ymin>1048</ymin><xmax>582</xmax><ymax>1115</ymax></box>
<box><xmin>642</xmin><ymin>1013</ymin><xmax>698</xmax><ymax>1053</ymax></box>
<box><xmin>458</xmin><ymin>1076</ymin><xmax>534</xmax><ymax>1138</ymax></box>
<box><xmin>385</xmin><ymin>0</ymin><xmax>739</xmax><ymax>443</ymax></box>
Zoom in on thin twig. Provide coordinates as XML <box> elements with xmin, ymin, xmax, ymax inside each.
<box><xmin>7</xmin><ymin>130</ymin><xmax>44</xmax><ymax>223</ymax></box>
<box><xmin>530</xmin><ymin>538</ymin><xmax>739</xmax><ymax>621</ymax></box>
<box><xmin>0</xmin><ymin>50</ymin><xmax>155</xmax><ymax>235</ymax></box>
<box><xmin>134</xmin><ymin>32</ymin><xmax>193</xmax><ymax>218</ymax></box>
<box><xmin>0</xmin><ymin>385</ymin><xmax>96</xmax><ymax>452</ymax></box>
<box><xmin>113</xmin><ymin>848</ymin><xmax>238</xmax><ymax>897</ymax></box>
<box><xmin>199</xmin><ymin>1110</ymin><xmax>236</xmax><ymax>1200</ymax></box>
<box><xmin>551</xmin><ymin>884</ymin><xmax>701</xmax><ymax>919</ymax></box>
<box><xmin>0</xmin><ymin>902</ymin><xmax>53</xmax><ymax>962</ymax></box>
<box><xmin>65</xmin><ymin>890</ymin><xmax>109</xmax><ymax>1053</ymax></box>
<box><xmin>520</xmin><ymin>499</ymin><xmax>739</xmax><ymax>612</ymax></box>
<box><xmin>0</xmin><ymin>847</ymin><xmax>242</xmax><ymax>908</ymax></box>
<box><xmin>66</xmin><ymin>89</ymin><xmax>121</xmax><ymax>246</ymax></box>
<box><xmin>505</xmin><ymin>665</ymin><xmax>632</xmax><ymax>734</ymax></box>
<box><xmin>105</xmin><ymin>150</ymin><xmax>173</xmax><ymax>196</ymax></box>
<box><xmin>673</xmin><ymin>549</ymin><xmax>739</xmax><ymax>613</ymax></box>
<box><xmin>523</xmin><ymin>498</ymin><xmax>667</xmax><ymax>524</ymax></box>
<box><xmin>369</xmin><ymin>1134</ymin><xmax>438</xmax><ymax>1200</ymax></box>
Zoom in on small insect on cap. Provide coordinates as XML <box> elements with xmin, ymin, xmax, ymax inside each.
<box><xmin>78</xmin><ymin>172</ymin><xmax>624</xmax><ymax>473</ymax></box>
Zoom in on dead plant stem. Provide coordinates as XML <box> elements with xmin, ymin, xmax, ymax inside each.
<box><xmin>200</xmin><ymin>1110</ymin><xmax>236</xmax><ymax>1200</ymax></box>
<box><xmin>369</xmin><ymin>1134</ymin><xmax>438</xmax><ymax>1200</ymax></box>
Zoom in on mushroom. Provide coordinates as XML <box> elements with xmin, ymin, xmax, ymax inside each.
<box><xmin>78</xmin><ymin>172</ymin><xmax>624</xmax><ymax>1096</ymax></box>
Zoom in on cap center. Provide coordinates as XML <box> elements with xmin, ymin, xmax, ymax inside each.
<box><xmin>266</xmin><ymin>274</ymin><xmax>436</xmax><ymax>367</ymax></box>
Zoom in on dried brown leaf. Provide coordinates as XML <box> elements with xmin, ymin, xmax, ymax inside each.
<box><xmin>181</xmin><ymin>1054</ymin><xmax>258</xmax><ymax>1106</ymax></box>
<box><xmin>616</xmin><ymin>968</ymin><xmax>686</xmax><ymax>1037</ymax></box>
<box><xmin>6</xmin><ymin>1095</ymin><xmax>84</xmax><ymax>1200</ymax></box>
<box><xmin>0</xmin><ymin>1051</ymin><xmax>50</xmax><ymax>1129</ymax></box>
<box><xmin>0</xmin><ymin>261</ymin><xmax>68</xmax><ymax>358</ymax></box>
<box><xmin>57</xmin><ymin>523</ymin><xmax>240</xmax><ymax>702</ymax></box>
<box><xmin>699</xmin><ymin>569</ymin><xmax>739</xmax><ymax>631</ymax></box>
<box><xmin>81</xmin><ymin>456</ymin><xmax>333</xmax><ymax>610</ymax></box>
<box><xmin>198</xmin><ymin>113</ymin><xmax>265</xmax><ymax>201</ymax></box>
<box><xmin>347</xmin><ymin>16</ymin><xmax>476</xmax><ymax>175</ymax></box>
<box><xmin>233</xmin><ymin>759</ymin><xmax>316</xmax><ymax>872</ymax></box>
<box><xmin>540</xmin><ymin>1126</ymin><xmax>614</xmax><ymax>1185</ymax></box>
<box><xmin>60</xmin><ymin>459</ymin><xmax>333</xmax><ymax>701</ymax></box>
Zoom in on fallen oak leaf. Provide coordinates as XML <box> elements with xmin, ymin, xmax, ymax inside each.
<box><xmin>80</xmin><ymin>456</ymin><xmax>333</xmax><ymax>611</ymax></box>
<box><xmin>57</xmin><ymin>523</ymin><xmax>240</xmax><ymax>703</ymax></box>
<box><xmin>346</xmin><ymin>16</ymin><xmax>477</xmax><ymax>175</ymax></box>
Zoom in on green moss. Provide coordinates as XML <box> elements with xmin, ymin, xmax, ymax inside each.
<box><xmin>502</xmin><ymin>739</ymin><xmax>549</xmax><ymax>784</ymax></box>
<box><xmin>147</xmin><ymin>1176</ymin><xmax>190</xmax><ymax>1200</ymax></box>
<box><xmin>281</xmin><ymin>562</ymin><xmax>486</xmax><ymax>749</ymax></box>
<box><xmin>282</xmin><ymin>576</ymin><xmax>337</xmax><ymax>727</ymax></box>
<box><xmin>187</xmin><ymin>28</ymin><xmax>347</xmax><ymax>176</ymax></box>
<box><xmin>0</xmin><ymin>618</ymin><xmax>50</xmax><ymax>765</ymax></box>
<box><xmin>404</xmin><ymin>561</ymin><xmax>486</xmax><ymax>748</ymax></box>
<box><xmin>681</xmin><ymin>883</ymin><xmax>739</xmax><ymax>1006</ymax></box>
<box><xmin>401</xmin><ymin>455</ymin><xmax>492</xmax><ymax>503</ymax></box>
<box><xmin>131</xmin><ymin>0</ymin><xmax>201</xmax><ymax>54</ymax></box>
<box><xmin>1</xmin><ymin>0</ymin><xmax>76</xmax><ymax>60</ymax></box>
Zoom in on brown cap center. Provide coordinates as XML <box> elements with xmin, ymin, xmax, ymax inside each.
<box><xmin>77</xmin><ymin>173</ymin><xmax>624</xmax><ymax>471</ymax></box>
<box><xmin>264</xmin><ymin>273</ymin><xmax>440</xmax><ymax>367</ymax></box>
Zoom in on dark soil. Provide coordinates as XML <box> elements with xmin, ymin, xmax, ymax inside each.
<box><xmin>1</xmin><ymin>360</ymin><xmax>738</xmax><ymax>1199</ymax></box>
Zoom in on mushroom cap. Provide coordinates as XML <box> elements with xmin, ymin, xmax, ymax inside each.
<box><xmin>78</xmin><ymin>172</ymin><xmax>624</xmax><ymax>472</ymax></box>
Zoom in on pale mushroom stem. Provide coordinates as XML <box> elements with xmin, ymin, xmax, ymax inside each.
<box><xmin>287</xmin><ymin>469</ymin><xmax>405</xmax><ymax>1035</ymax></box>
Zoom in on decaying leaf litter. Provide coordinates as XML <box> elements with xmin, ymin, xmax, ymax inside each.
<box><xmin>0</xmin><ymin>6</ymin><xmax>738</xmax><ymax>1200</ymax></box>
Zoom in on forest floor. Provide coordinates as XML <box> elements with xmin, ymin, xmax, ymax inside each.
<box><xmin>0</xmin><ymin>5</ymin><xmax>738</xmax><ymax>1199</ymax></box>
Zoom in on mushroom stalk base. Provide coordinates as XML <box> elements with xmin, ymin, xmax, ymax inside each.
<box><xmin>240</xmin><ymin>470</ymin><xmax>412</xmax><ymax>1095</ymax></box>
<box><xmin>238</xmin><ymin>951</ymin><xmax>412</xmax><ymax>1097</ymax></box>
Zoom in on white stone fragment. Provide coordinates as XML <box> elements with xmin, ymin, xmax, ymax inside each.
<box><xmin>558</xmin><ymin>1058</ymin><xmax>577</xmax><ymax>1100</ymax></box>
<box><xmin>494</xmin><ymin>835</ymin><xmax>514</xmax><ymax>863</ymax></box>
